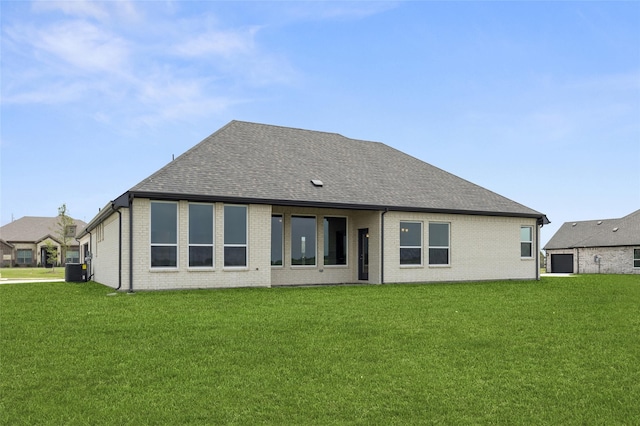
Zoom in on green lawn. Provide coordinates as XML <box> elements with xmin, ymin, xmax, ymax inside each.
<box><xmin>0</xmin><ymin>266</ymin><xmax>64</xmax><ymax>280</ymax></box>
<box><xmin>1</xmin><ymin>276</ymin><xmax>639</xmax><ymax>425</ymax></box>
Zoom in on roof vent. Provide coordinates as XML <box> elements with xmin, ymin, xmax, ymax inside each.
<box><xmin>613</xmin><ymin>227</ymin><xmax>619</xmax><ymax>232</ymax></box>
<box><xmin>311</xmin><ymin>179</ymin><xmax>323</xmax><ymax>187</ymax></box>
<box><xmin>572</xmin><ymin>223</ymin><xmax>577</xmax><ymax>227</ymax></box>
<box><xmin>597</xmin><ymin>221</ymin><xmax>603</xmax><ymax>225</ymax></box>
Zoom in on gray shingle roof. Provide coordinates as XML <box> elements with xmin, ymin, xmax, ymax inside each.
<box><xmin>126</xmin><ymin>120</ymin><xmax>545</xmax><ymax>219</ymax></box>
<box><xmin>544</xmin><ymin>209</ymin><xmax>640</xmax><ymax>249</ymax></box>
<box><xmin>0</xmin><ymin>216</ymin><xmax>87</xmax><ymax>243</ymax></box>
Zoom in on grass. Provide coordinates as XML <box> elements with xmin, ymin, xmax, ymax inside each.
<box><xmin>0</xmin><ymin>266</ymin><xmax>64</xmax><ymax>280</ymax></box>
<box><xmin>1</xmin><ymin>275</ymin><xmax>639</xmax><ymax>425</ymax></box>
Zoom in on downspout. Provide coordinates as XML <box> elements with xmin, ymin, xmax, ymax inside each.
<box><xmin>381</xmin><ymin>209</ymin><xmax>389</xmax><ymax>284</ymax></box>
<box><xmin>88</xmin><ymin>230</ymin><xmax>93</xmax><ymax>280</ymax></box>
<box><xmin>115</xmin><ymin>207</ymin><xmax>122</xmax><ymax>291</ymax></box>
<box><xmin>128</xmin><ymin>195</ymin><xmax>134</xmax><ymax>293</ymax></box>
<box><xmin>535</xmin><ymin>224</ymin><xmax>540</xmax><ymax>280</ymax></box>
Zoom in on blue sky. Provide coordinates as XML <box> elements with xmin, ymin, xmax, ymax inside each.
<box><xmin>1</xmin><ymin>1</ymin><xmax>639</xmax><ymax>248</ymax></box>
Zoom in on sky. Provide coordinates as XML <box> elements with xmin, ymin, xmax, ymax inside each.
<box><xmin>1</xmin><ymin>1</ymin><xmax>639</xmax><ymax>249</ymax></box>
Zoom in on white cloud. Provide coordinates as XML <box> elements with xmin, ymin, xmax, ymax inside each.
<box><xmin>31</xmin><ymin>0</ymin><xmax>109</xmax><ymax>20</ymax></box>
<box><xmin>172</xmin><ymin>27</ymin><xmax>258</xmax><ymax>58</ymax></box>
<box><xmin>33</xmin><ymin>20</ymin><xmax>129</xmax><ymax>73</ymax></box>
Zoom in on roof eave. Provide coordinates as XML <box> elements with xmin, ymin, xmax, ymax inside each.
<box><xmin>127</xmin><ymin>190</ymin><xmax>547</xmax><ymax>221</ymax></box>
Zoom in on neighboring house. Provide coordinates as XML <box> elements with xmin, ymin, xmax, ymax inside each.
<box><xmin>0</xmin><ymin>216</ymin><xmax>87</xmax><ymax>267</ymax></box>
<box><xmin>544</xmin><ymin>210</ymin><xmax>640</xmax><ymax>274</ymax></box>
<box><xmin>79</xmin><ymin>120</ymin><xmax>548</xmax><ymax>291</ymax></box>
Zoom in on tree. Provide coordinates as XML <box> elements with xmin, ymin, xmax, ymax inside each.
<box><xmin>54</xmin><ymin>204</ymin><xmax>76</xmax><ymax>266</ymax></box>
<box><xmin>44</xmin><ymin>240</ymin><xmax>58</xmax><ymax>272</ymax></box>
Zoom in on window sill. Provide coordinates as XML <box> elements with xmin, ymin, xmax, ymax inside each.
<box><xmin>223</xmin><ymin>267</ymin><xmax>249</xmax><ymax>271</ymax></box>
<box><xmin>323</xmin><ymin>265</ymin><xmax>349</xmax><ymax>269</ymax></box>
<box><xmin>429</xmin><ymin>264</ymin><xmax>451</xmax><ymax>268</ymax></box>
<box><xmin>400</xmin><ymin>264</ymin><xmax>424</xmax><ymax>269</ymax></box>
<box><xmin>150</xmin><ymin>268</ymin><xmax>179</xmax><ymax>272</ymax></box>
<box><xmin>188</xmin><ymin>267</ymin><xmax>215</xmax><ymax>272</ymax></box>
<box><xmin>290</xmin><ymin>265</ymin><xmax>317</xmax><ymax>269</ymax></box>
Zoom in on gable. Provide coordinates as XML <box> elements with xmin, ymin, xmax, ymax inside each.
<box><xmin>126</xmin><ymin>121</ymin><xmax>544</xmax><ymax>220</ymax></box>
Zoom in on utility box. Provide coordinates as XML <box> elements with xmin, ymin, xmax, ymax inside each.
<box><xmin>65</xmin><ymin>263</ymin><xmax>87</xmax><ymax>282</ymax></box>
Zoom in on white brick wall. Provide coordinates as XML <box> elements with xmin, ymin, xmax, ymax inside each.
<box><xmin>89</xmin><ymin>198</ymin><xmax>540</xmax><ymax>290</ymax></box>
<box><xmin>383</xmin><ymin>212</ymin><xmax>538</xmax><ymax>283</ymax></box>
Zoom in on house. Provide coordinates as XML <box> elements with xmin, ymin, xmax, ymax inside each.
<box><xmin>544</xmin><ymin>210</ymin><xmax>640</xmax><ymax>274</ymax></box>
<box><xmin>0</xmin><ymin>216</ymin><xmax>87</xmax><ymax>267</ymax></box>
<box><xmin>79</xmin><ymin>120</ymin><xmax>548</xmax><ymax>291</ymax></box>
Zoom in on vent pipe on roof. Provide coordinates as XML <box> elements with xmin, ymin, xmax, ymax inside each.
<box><xmin>311</xmin><ymin>179</ymin><xmax>323</xmax><ymax>187</ymax></box>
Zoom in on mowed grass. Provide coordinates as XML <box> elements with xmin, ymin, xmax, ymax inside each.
<box><xmin>1</xmin><ymin>276</ymin><xmax>639</xmax><ymax>425</ymax></box>
<box><xmin>0</xmin><ymin>267</ymin><xmax>64</xmax><ymax>280</ymax></box>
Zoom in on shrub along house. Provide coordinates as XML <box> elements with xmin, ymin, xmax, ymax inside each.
<box><xmin>79</xmin><ymin>120</ymin><xmax>548</xmax><ymax>291</ymax></box>
<box><xmin>544</xmin><ymin>209</ymin><xmax>640</xmax><ymax>274</ymax></box>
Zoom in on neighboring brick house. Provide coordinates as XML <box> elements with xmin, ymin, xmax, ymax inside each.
<box><xmin>79</xmin><ymin>120</ymin><xmax>548</xmax><ymax>291</ymax></box>
<box><xmin>0</xmin><ymin>216</ymin><xmax>87</xmax><ymax>267</ymax></box>
<box><xmin>544</xmin><ymin>210</ymin><xmax>640</xmax><ymax>274</ymax></box>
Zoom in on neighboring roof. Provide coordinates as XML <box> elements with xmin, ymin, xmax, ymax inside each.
<box><xmin>544</xmin><ymin>209</ymin><xmax>640</xmax><ymax>250</ymax></box>
<box><xmin>116</xmin><ymin>120</ymin><xmax>545</xmax><ymax>222</ymax></box>
<box><xmin>0</xmin><ymin>216</ymin><xmax>86</xmax><ymax>243</ymax></box>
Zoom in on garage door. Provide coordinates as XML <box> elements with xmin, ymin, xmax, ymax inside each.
<box><xmin>551</xmin><ymin>254</ymin><xmax>573</xmax><ymax>273</ymax></box>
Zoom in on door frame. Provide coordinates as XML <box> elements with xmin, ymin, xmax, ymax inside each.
<box><xmin>358</xmin><ymin>228</ymin><xmax>369</xmax><ymax>280</ymax></box>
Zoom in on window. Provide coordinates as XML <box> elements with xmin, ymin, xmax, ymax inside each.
<box><xmin>224</xmin><ymin>205</ymin><xmax>247</xmax><ymax>267</ymax></box>
<box><xmin>291</xmin><ymin>216</ymin><xmax>316</xmax><ymax>266</ymax></box>
<box><xmin>324</xmin><ymin>217</ymin><xmax>347</xmax><ymax>266</ymax></box>
<box><xmin>66</xmin><ymin>250</ymin><xmax>80</xmax><ymax>264</ymax></box>
<box><xmin>634</xmin><ymin>249</ymin><xmax>640</xmax><ymax>268</ymax></box>
<box><xmin>151</xmin><ymin>201</ymin><xmax>178</xmax><ymax>267</ymax></box>
<box><xmin>189</xmin><ymin>203</ymin><xmax>214</xmax><ymax>268</ymax></box>
<box><xmin>271</xmin><ymin>215</ymin><xmax>283</xmax><ymax>266</ymax></box>
<box><xmin>17</xmin><ymin>249</ymin><xmax>32</xmax><ymax>265</ymax></box>
<box><xmin>429</xmin><ymin>222</ymin><xmax>450</xmax><ymax>265</ymax></box>
<box><xmin>520</xmin><ymin>226</ymin><xmax>533</xmax><ymax>258</ymax></box>
<box><xmin>400</xmin><ymin>221</ymin><xmax>422</xmax><ymax>265</ymax></box>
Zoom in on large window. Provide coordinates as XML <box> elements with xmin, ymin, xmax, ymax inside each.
<box><xmin>151</xmin><ymin>201</ymin><xmax>178</xmax><ymax>267</ymax></box>
<box><xmin>429</xmin><ymin>222</ymin><xmax>450</xmax><ymax>265</ymax></box>
<box><xmin>324</xmin><ymin>217</ymin><xmax>347</xmax><ymax>266</ymax></box>
<box><xmin>271</xmin><ymin>215</ymin><xmax>283</xmax><ymax>266</ymax></box>
<box><xmin>634</xmin><ymin>249</ymin><xmax>640</xmax><ymax>268</ymax></box>
<box><xmin>189</xmin><ymin>203</ymin><xmax>214</xmax><ymax>268</ymax></box>
<box><xmin>224</xmin><ymin>205</ymin><xmax>247</xmax><ymax>267</ymax></box>
<box><xmin>291</xmin><ymin>216</ymin><xmax>316</xmax><ymax>266</ymax></box>
<box><xmin>521</xmin><ymin>226</ymin><xmax>533</xmax><ymax>258</ymax></box>
<box><xmin>400</xmin><ymin>221</ymin><xmax>422</xmax><ymax>265</ymax></box>
<box><xmin>17</xmin><ymin>249</ymin><xmax>32</xmax><ymax>265</ymax></box>
<box><xmin>66</xmin><ymin>249</ymin><xmax>80</xmax><ymax>264</ymax></box>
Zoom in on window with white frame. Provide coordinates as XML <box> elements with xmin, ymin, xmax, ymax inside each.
<box><xmin>400</xmin><ymin>221</ymin><xmax>422</xmax><ymax>265</ymax></box>
<box><xmin>224</xmin><ymin>205</ymin><xmax>247</xmax><ymax>267</ymax></box>
<box><xmin>429</xmin><ymin>222</ymin><xmax>450</xmax><ymax>265</ymax></box>
<box><xmin>151</xmin><ymin>201</ymin><xmax>178</xmax><ymax>267</ymax></box>
<box><xmin>324</xmin><ymin>217</ymin><xmax>347</xmax><ymax>266</ymax></box>
<box><xmin>189</xmin><ymin>203</ymin><xmax>214</xmax><ymax>268</ymax></box>
<box><xmin>520</xmin><ymin>226</ymin><xmax>533</xmax><ymax>258</ymax></box>
<box><xmin>271</xmin><ymin>215</ymin><xmax>283</xmax><ymax>266</ymax></box>
<box><xmin>291</xmin><ymin>216</ymin><xmax>316</xmax><ymax>266</ymax></box>
<box><xmin>634</xmin><ymin>249</ymin><xmax>640</xmax><ymax>268</ymax></box>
